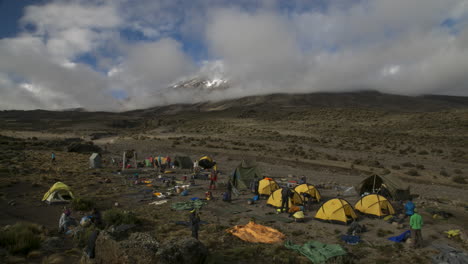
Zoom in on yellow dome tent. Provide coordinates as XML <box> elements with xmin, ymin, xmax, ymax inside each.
<box><xmin>199</xmin><ymin>156</ymin><xmax>217</xmax><ymax>170</ymax></box>
<box><xmin>258</xmin><ymin>178</ymin><xmax>279</xmax><ymax>196</ymax></box>
<box><xmin>294</xmin><ymin>184</ymin><xmax>321</xmax><ymax>202</ymax></box>
<box><xmin>42</xmin><ymin>182</ymin><xmax>74</xmax><ymax>204</ymax></box>
<box><xmin>354</xmin><ymin>194</ymin><xmax>395</xmax><ymax>217</ymax></box>
<box><xmin>315</xmin><ymin>198</ymin><xmax>357</xmax><ymax>224</ymax></box>
<box><xmin>267</xmin><ymin>188</ymin><xmax>303</xmax><ymax>208</ymax></box>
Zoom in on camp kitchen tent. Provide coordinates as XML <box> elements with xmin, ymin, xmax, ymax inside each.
<box><xmin>231</xmin><ymin>160</ymin><xmax>262</xmax><ymax>190</ymax></box>
<box><xmin>357</xmin><ymin>174</ymin><xmax>410</xmax><ymax>200</ymax></box>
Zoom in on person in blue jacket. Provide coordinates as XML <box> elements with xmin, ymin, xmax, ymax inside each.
<box><xmin>405</xmin><ymin>197</ymin><xmax>415</xmax><ymax>217</ymax></box>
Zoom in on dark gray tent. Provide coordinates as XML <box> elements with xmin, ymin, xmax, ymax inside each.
<box><xmin>174</xmin><ymin>156</ymin><xmax>193</xmax><ymax>169</ymax></box>
<box><xmin>357</xmin><ymin>174</ymin><xmax>410</xmax><ymax>201</ymax></box>
<box><xmin>231</xmin><ymin>160</ymin><xmax>262</xmax><ymax>190</ymax></box>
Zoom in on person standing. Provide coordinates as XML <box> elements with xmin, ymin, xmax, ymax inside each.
<box><xmin>299</xmin><ymin>176</ymin><xmax>306</xmax><ymax>185</ymax></box>
<box><xmin>209</xmin><ymin>169</ymin><xmax>218</xmax><ymax>190</ymax></box>
<box><xmin>189</xmin><ymin>209</ymin><xmax>201</xmax><ymax>240</ymax></box>
<box><xmin>166</xmin><ymin>156</ymin><xmax>172</xmax><ymax>168</ymax></box>
<box><xmin>410</xmin><ymin>208</ymin><xmax>424</xmax><ymax>248</ymax></box>
<box><xmin>51</xmin><ymin>152</ymin><xmax>56</xmax><ymax>163</ymax></box>
<box><xmin>281</xmin><ymin>188</ymin><xmax>291</xmax><ymax>213</ymax></box>
<box><xmin>59</xmin><ymin>208</ymin><xmax>73</xmax><ymax>233</ymax></box>
<box><xmin>405</xmin><ymin>198</ymin><xmax>415</xmax><ymax>218</ymax></box>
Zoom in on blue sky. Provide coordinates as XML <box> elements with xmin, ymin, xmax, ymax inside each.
<box><xmin>0</xmin><ymin>0</ymin><xmax>467</xmax><ymax>111</ymax></box>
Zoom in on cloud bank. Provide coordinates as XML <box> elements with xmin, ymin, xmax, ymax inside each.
<box><xmin>0</xmin><ymin>0</ymin><xmax>467</xmax><ymax>110</ymax></box>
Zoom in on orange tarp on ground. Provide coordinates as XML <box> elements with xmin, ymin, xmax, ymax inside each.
<box><xmin>227</xmin><ymin>221</ymin><xmax>285</xmax><ymax>243</ymax></box>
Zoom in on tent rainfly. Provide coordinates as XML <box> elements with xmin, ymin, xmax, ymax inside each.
<box><xmin>198</xmin><ymin>156</ymin><xmax>216</xmax><ymax>170</ymax></box>
<box><xmin>294</xmin><ymin>184</ymin><xmax>321</xmax><ymax>202</ymax></box>
<box><xmin>42</xmin><ymin>182</ymin><xmax>74</xmax><ymax>204</ymax></box>
<box><xmin>267</xmin><ymin>188</ymin><xmax>304</xmax><ymax>208</ymax></box>
<box><xmin>258</xmin><ymin>178</ymin><xmax>280</xmax><ymax>196</ymax></box>
<box><xmin>355</xmin><ymin>194</ymin><xmax>395</xmax><ymax>217</ymax></box>
<box><xmin>315</xmin><ymin>198</ymin><xmax>357</xmax><ymax>224</ymax></box>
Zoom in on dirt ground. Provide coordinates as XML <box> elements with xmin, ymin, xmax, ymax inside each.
<box><xmin>0</xmin><ymin>98</ymin><xmax>467</xmax><ymax>263</ymax></box>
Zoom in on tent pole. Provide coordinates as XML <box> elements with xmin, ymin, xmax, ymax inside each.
<box><xmin>372</xmin><ymin>175</ymin><xmax>376</xmax><ymax>193</ymax></box>
<box><xmin>122</xmin><ymin>151</ymin><xmax>126</xmax><ymax>170</ymax></box>
<box><xmin>133</xmin><ymin>151</ymin><xmax>137</xmax><ymax>168</ymax></box>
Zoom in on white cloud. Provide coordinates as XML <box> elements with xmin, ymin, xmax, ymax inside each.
<box><xmin>1</xmin><ymin>0</ymin><xmax>468</xmax><ymax>111</ymax></box>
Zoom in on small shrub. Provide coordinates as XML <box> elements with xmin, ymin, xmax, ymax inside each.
<box><xmin>103</xmin><ymin>208</ymin><xmax>140</xmax><ymax>226</ymax></box>
<box><xmin>440</xmin><ymin>170</ymin><xmax>449</xmax><ymax>177</ymax></box>
<box><xmin>0</xmin><ymin>222</ymin><xmax>42</xmax><ymax>255</ymax></box>
<box><xmin>391</xmin><ymin>165</ymin><xmax>401</xmax><ymax>170</ymax></box>
<box><xmin>415</xmin><ymin>164</ymin><xmax>425</xmax><ymax>170</ymax></box>
<box><xmin>291</xmin><ymin>230</ymin><xmax>303</xmax><ymax>236</ymax></box>
<box><xmin>406</xmin><ymin>169</ymin><xmax>419</xmax><ymax>176</ymax></box>
<box><xmin>71</xmin><ymin>198</ymin><xmax>95</xmax><ymax>211</ymax></box>
<box><xmin>452</xmin><ymin>176</ymin><xmax>467</xmax><ymax>184</ymax></box>
<box><xmin>418</xmin><ymin>150</ymin><xmax>428</xmax><ymax>155</ymax></box>
<box><xmin>402</xmin><ymin>162</ymin><xmax>414</xmax><ymax>167</ymax></box>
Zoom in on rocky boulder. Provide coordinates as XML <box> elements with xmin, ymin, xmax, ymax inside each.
<box><xmin>156</xmin><ymin>238</ymin><xmax>208</xmax><ymax>264</ymax></box>
<box><xmin>92</xmin><ymin>232</ymin><xmax>159</xmax><ymax>264</ymax></box>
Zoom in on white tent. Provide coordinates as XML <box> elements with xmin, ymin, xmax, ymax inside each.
<box><xmin>89</xmin><ymin>153</ymin><xmax>102</xmax><ymax>168</ymax></box>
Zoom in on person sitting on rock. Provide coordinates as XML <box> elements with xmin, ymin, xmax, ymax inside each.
<box><xmin>90</xmin><ymin>208</ymin><xmax>102</xmax><ymax>227</ymax></box>
<box><xmin>59</xmin><ymin>208</ymin><xmax>76</xmax><ymax>233</ymax></box>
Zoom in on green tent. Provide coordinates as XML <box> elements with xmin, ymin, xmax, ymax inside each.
<box><xmin>174</xmin><ymin>156</ymin><xmax>193</xmax><ymax>169</ymax></box>
<box><xmin>357</xmin><ymin>174</ymin><xmax>410</xmax><ymax>201</ymax></box>
<box><xmin>231</xmin><ymin>160</ymin><xmax>261</xmax><ymax>189</ymax></box>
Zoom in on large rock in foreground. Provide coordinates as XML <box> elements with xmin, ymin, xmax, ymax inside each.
<box><xmin>92</xmin><ymin>232</ymin><xmax>159</xmax><ymax>264</ymax></box>
<box><xmin>155</xmin><ymin>237</ymin><xmax>208</xmax><ymax>264</ymax></box>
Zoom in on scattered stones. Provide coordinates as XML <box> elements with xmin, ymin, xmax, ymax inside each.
<box><xmin>26</xmin><ymin>250</ymin><xmax>42</xmax><ymax>259</ymax></box>
<box><xmin>155</xmin><ymin>238</ymin><xmax>208</xmax><ymax>264</ymax></box>
<box><xmin>41</xmin><ymin>237</ymin><xmax>64</xmax><ymax>252</ymax></box>
<box><xmin>93</xmin><ymin>231</ymin><xmax>159</xmax><ymax>264</ymax></box>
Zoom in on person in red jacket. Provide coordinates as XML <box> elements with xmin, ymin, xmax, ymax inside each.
<box><xmin>209</xmin><ymin>169</ymin><xmax>218</xmax><ymax>190</ymax></box>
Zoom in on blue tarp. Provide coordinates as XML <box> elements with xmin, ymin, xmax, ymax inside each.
<box><xmin>388</xmin><ymin>230</ymin><xmax>411</xmax><ymax>242</ymax></box>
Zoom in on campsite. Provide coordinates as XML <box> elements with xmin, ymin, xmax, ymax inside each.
<box><xmin>0</xmin><ymin>93</ymin><xmax>467</xmax><ymax>263</ymax></box>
